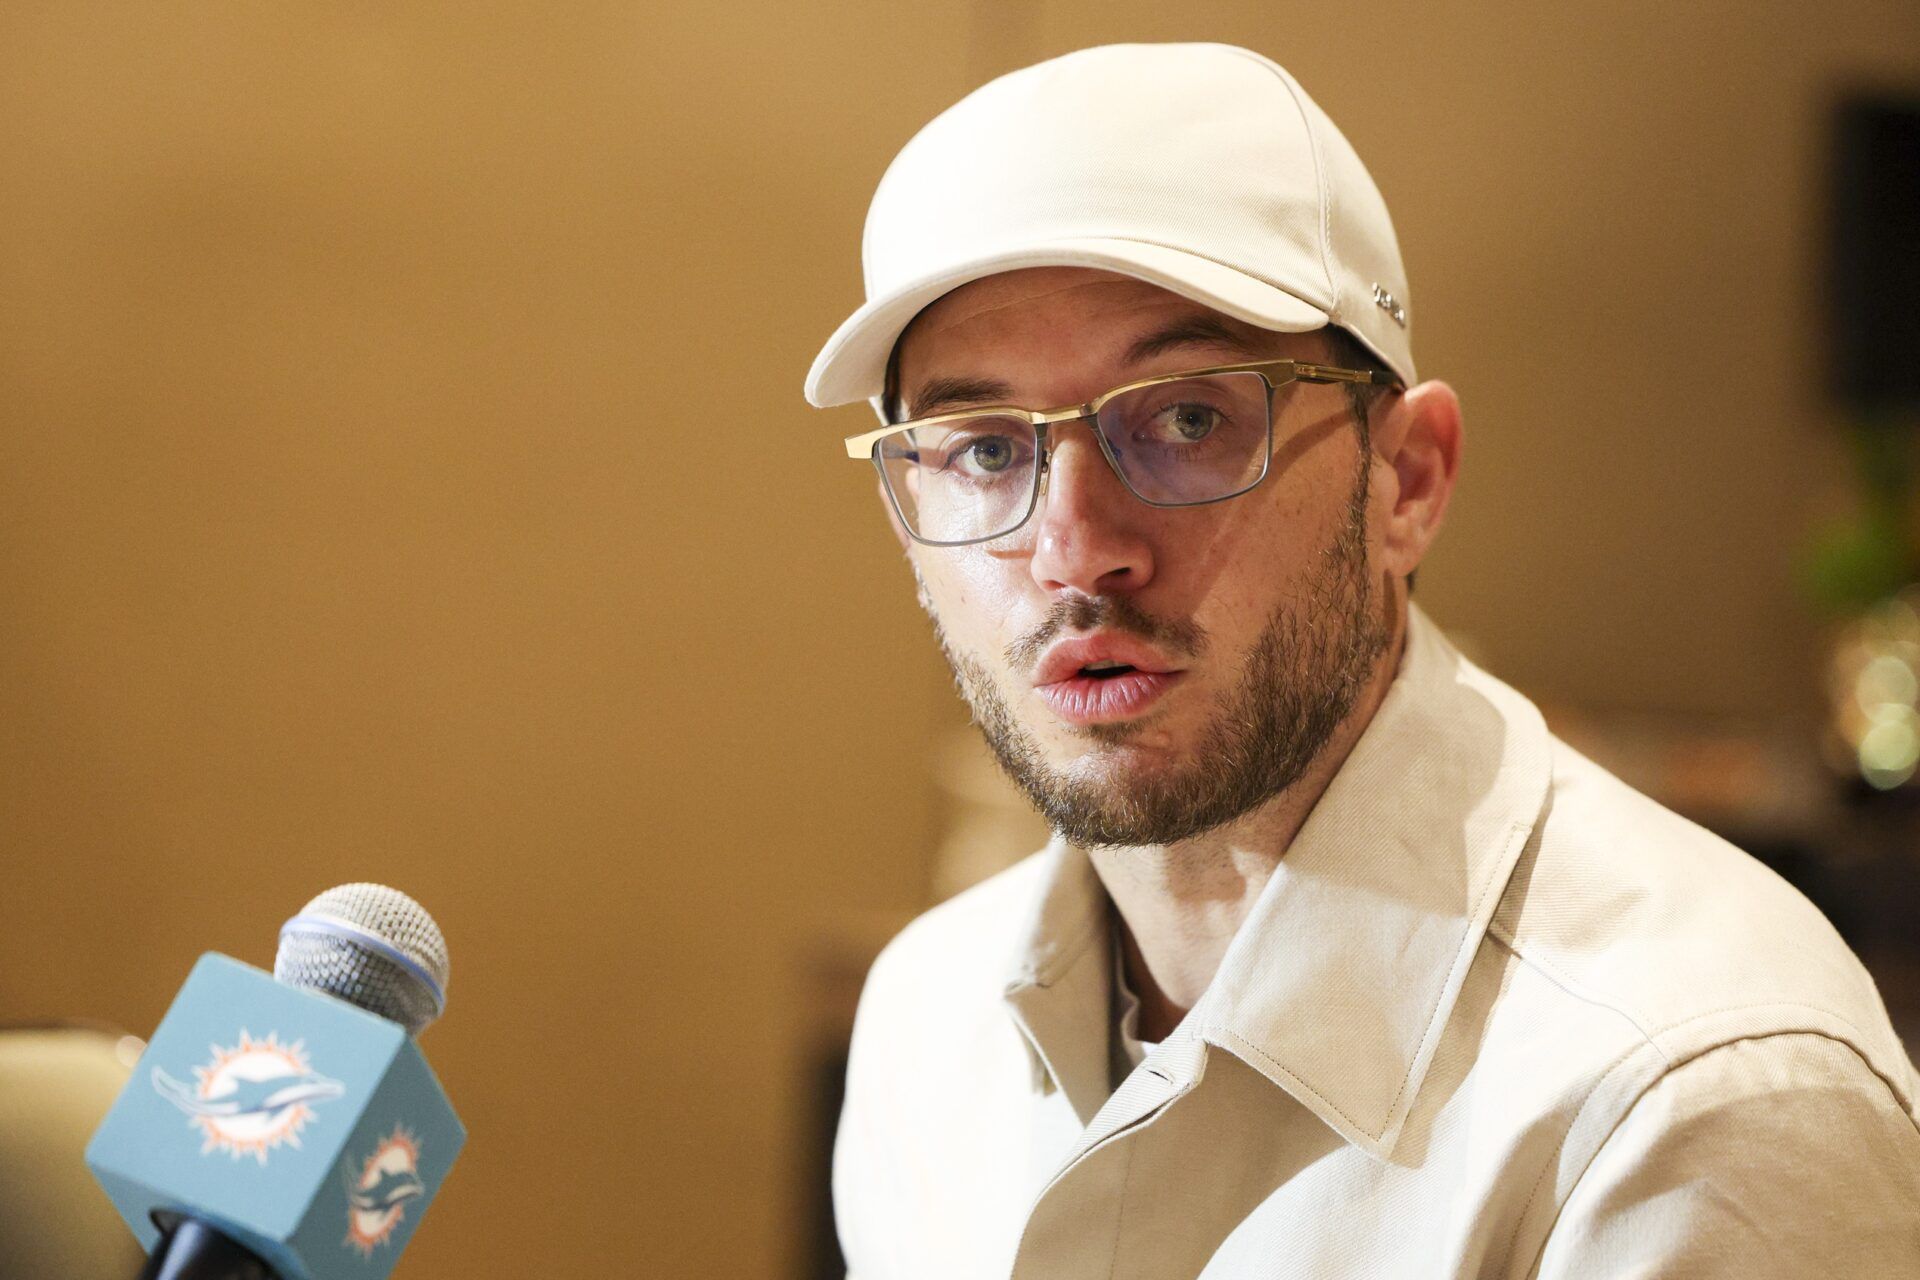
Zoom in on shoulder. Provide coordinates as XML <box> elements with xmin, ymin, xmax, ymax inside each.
<box><xmin>839</xmin><ymin>839</ymin><xmax>1083</xmax><ymax>1136</ymax></box>
<box><xmin>1489</xmin><ymin>736</ymin><xmax>1916</xmax><ymax>1109</ymax></box>
<box><xmin>1533</xmin><ymin>1032</ymin><xmax>1920</xmax><ymax>1277</ymax></box>
<box><xmin>834</xmin><ymin>844</ymin><xmax>1057</xmax><ymax>1261</ymax></box>
<box><xmin>855</xmin><ymin>844</ymin><xmax>1055</xmax><ymax>1013</ymax></box>
<box><xmin>1471</xmin><ymin>734</ymin><xmax>1920</xmax><ymax>1273</ymax></box>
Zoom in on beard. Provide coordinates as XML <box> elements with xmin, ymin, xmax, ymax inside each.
<box><xmin>918</xmin><ymin>453</ymin><xmax>1389</xmax><ymax>849</ymax></box>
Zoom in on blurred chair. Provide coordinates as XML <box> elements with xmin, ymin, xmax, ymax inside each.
<box><xmin>0</xmin><ymin>1023</ymin><xmax>146</xmax><ymax>1279</ymax></box>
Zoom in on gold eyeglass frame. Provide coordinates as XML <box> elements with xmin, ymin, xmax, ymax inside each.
<box><xmin>842</xmin><ymin>358</ymin><xmax>1403</xmax><ymax>548</ymax></box>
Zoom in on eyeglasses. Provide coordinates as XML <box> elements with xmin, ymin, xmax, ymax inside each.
<box><xmin>842</xmin><ymin>359</ymin><xmax>1401</xmax><ymax>547</ymax></box>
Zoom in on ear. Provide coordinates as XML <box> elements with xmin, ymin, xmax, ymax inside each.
<box><xmin>1370</xmin><ymin>380</ymin><xmax>1462</xmax><ymax>580</ymax></box>
<box><xmin>877</xmin><ymin>474</ymin><xmax>913</xmax><ymax>553</ymax></box>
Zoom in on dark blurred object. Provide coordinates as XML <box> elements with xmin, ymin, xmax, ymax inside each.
<box><xmin>1800</xmin><ymin>94</ymin><xmax>1920</xmax><ymax>790</ymax></box>
<box><xmin>1830</xmin><ymin>92</ymin><xmax>1920</xmax><ymax>416</ymax></box>
<box><xmin>0</xmin><ymin>1022</ymin><xmax>147</xmax><ymax>1280</ymax></box>
<box><xmin>1802</xmin><ymin>94</ymin><xmax>1920</xmax><ymax>621</ymax></box>
<box><xmin>802</xmin><ymin>1044</ymin><xmax>851</xmax><ymax>1280</ymax></box>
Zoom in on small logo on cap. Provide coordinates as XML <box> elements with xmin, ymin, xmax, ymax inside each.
<box><xmin>1372</xmin><ymin>284</ymin><xmax>1407</xmax><ymax>329</ymax></box>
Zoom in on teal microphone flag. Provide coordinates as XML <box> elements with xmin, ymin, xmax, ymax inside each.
<box><xmin>87</xmin><ymin>952</ymin><xmax>466</xmax><ymax>1280</ymax></box>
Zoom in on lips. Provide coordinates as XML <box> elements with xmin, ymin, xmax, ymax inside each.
<box><xmin>1035</xmin><ymin>669</ymin><xmax>1183</xmax><ymax>724</ymax></box>
<box><xmin>1032</xmin><ymin>634</ymin><xmax>1185</xmax><ymax>725</ymax></box>
<box><xmin>1033</xmin><ymin>636</ymin><xmax>1179</xmax><ymax>687</ymax></box>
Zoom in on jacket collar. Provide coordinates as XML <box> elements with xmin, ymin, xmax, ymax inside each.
<box><xmin>999</xmin><ymin>603</ymin><xmax>1553</xmax><ymax>1158</ymax></box>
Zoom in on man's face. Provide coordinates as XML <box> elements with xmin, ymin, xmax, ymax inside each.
<box><xmin>892</xmin><ymin>267</ymin><xmax>1395</xmax><ymax>848</ymax></box>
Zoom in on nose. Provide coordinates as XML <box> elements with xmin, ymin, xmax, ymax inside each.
<box><xmin>1026</xmin><ymin>419</ymin><xmax>1157</xmax><ymax>597</ymax></box>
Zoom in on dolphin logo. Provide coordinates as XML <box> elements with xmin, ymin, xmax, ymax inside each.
<box><xmin>346</xmin><ymin>1166</ymin><xmax>426</xmax><ymax>1213</ymax></box>
<box><xmin>150</xmin><ymin>1031</ymin><xmax>340</xmax><ymax>1163</ymax></box>
<box><xmin>343</xmin><ymin>1125</ymin><xmax>425</xmax><ymax>1254</ymax></box>
<box><xmin>153</xmin><ymin>1066</ymin><xmax>346</xmax><ymax>1121</ymax></box>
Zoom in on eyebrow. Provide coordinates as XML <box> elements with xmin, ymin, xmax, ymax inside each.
<box><xmin>907</xmin><ymin>375</ymin><xmax>1017</xmax><ymax>421</ymax></box>
<box><xmin>903</xmin><ymin>313</ymin><xmax>1272</xmax><ymax>420</ymax></box>
<box><xmin>1121</xmin><ymin>314</ymin><xmax>1267</xmax><ymax>365</ymax></box>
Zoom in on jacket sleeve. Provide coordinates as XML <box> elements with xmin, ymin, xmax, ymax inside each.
<box><xmin>1533</xmin><ymin>1032</ymin><xmax>1920</xmax><ymax>1278</ymax></box>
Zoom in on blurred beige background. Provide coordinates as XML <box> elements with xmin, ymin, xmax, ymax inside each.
<box><xmin>3</xmin><ymin>2</ymin><xmax>1917</xmax><ymax>1275</ymax></box>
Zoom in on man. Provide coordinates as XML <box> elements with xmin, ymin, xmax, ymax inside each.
<box><xmin>803</xmin><ymin>43</ymin><xmax>1920</xmax><ymax>1278</ymax></box>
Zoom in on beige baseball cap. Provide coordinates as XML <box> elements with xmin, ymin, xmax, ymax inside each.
<box><xmin>804</xmin><ymin>42</ymin><xmax>1416</xmax><ymax>416</ymax></box>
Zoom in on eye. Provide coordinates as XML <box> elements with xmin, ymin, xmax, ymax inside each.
<box><xmin>1158</xmin><ymin>404</ymin><xmax>1222</xmax><ymax>442</ymax></box>
<box><xmin>964</xmin><ymin>436</ymin><xmax>1015</xmax><ymax>472</ymax></box>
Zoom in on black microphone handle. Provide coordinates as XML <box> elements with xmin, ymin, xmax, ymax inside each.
<box><xmin>136</xmin><ymin>1217</ymin><xmax>279</xmax><ymax>1280</ymax></box>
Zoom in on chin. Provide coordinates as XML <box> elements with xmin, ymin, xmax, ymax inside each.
<box><xmin>1043</xmin><ymin>724</ymin><xmax>1183</xmax><ymax>774</ymax></box>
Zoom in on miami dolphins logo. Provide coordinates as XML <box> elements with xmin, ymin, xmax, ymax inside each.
<box><xmin>151</xmin><ymin>1029</ymin><xmax>344</xmax><ymax>1163</ymax></box>
<box><xmin>343</xmin><ymin>1126</ymin><xmax>425</xmax><ymax>1255</ymax></box>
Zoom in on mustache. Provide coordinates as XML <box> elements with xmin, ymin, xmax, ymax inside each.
<box><xmin>1005</xmin><ymin>595</ymin><xmax>1208</xmax><ymax>673</ymax></box>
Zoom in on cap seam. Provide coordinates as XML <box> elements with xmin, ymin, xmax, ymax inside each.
<box><xmin>1219</xmin><ymin>46</ymin><xmax>1341</xmax><ymax>321</ymax></box>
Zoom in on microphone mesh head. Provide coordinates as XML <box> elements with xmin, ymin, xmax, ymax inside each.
<box><xmin>274</xmin><ymin>883</ymin><xmax>451</xmax><ymax>1036</ymax></box>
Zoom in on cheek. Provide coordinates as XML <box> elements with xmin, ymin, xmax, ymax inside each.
<box><xmin>912</xmin><ymin>550</ymin><xmax>1029</xmax><ymax>647</ymax></box>
<box><xmin>1187</xmin><ymin>594</ymin><xmax>1274</xmax><ymax>680</ymax></box>
<box><xmin>1172</xmin><ymin>494</ymin><xmax>1318</xmax><ymax>615</ymax></box>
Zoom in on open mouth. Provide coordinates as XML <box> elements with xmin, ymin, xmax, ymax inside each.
<box><xmin>1079</xmin><ymin>662</ymin><xmax>1138</xmax><ymax>681</ymax></box>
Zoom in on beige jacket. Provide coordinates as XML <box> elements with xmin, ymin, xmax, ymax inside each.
<box><xmin>835</xmin><ymin>605</ymin><xmax>1920</xmax><ymax>1277</ymax></box>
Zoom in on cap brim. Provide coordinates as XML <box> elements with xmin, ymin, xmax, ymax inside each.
<box><xmin>803</xmin><ymin>237</ymin><xmax>1331</xmax><ymax>410</ymax></box>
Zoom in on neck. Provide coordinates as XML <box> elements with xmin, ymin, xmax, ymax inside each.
<box><xmin>1091</xmin><ymin>593</ymin><xmax>1409</xmax><ymax>1043</ymax></box>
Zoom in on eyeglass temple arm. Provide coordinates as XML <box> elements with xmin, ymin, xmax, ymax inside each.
<box><xmin>1288</xmin><ymin>362</ymin><xmax>1403</xmax><ymax>387</ymax></box>
<box><xmin>846</xmin><ymin>426</ymin><xmax>898</xmax><ymax>458</ymax></box>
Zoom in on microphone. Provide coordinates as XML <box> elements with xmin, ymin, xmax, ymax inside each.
<box><xmin>86</xmin><ymin>884</ymin><xmax>467</xmax><ymax>1280</ymax></box>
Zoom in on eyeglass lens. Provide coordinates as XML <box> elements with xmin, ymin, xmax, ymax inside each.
<box><xmin>876</xmin><ymin>371</ymin><xmax>1285</xmax><ymax>545</ymax></box>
